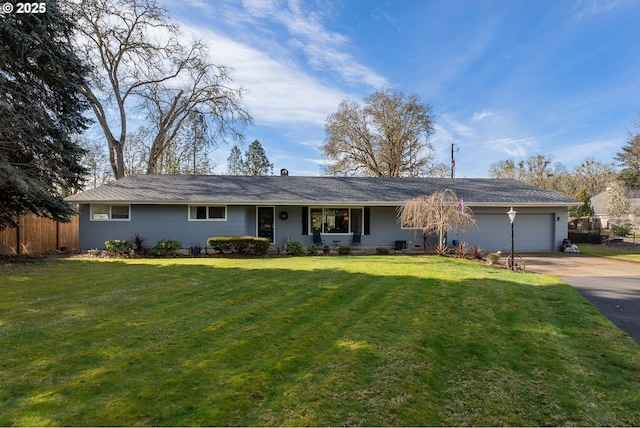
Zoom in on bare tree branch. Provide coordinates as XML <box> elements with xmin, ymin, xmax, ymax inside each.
<box><xmin>65</xmin><ymin>0</ymin><xmax>251</xmax><ymax>178</ymax></box>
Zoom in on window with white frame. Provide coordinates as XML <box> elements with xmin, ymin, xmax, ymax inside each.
<box><xmin>401</xmin><ymin>220</ymin><xmax>422</xmax><ymax>229</ymax></box>
<box><xmin>188</xmin><ymin>205</ymin><xmax>226</xmax><ymax>221</ymax></box>
<box><xmin>91</xmin><ymin>204</ymin><xmax>130</xmax><ymax>221</ymax></box>
<box><xmin>311</xmin><ymin>207</ymin><xmax>362</xmax><ymax>234</ymax></box>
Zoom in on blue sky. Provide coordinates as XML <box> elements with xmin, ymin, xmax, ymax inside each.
<box><xmin>160</xmin><ymin>0</ymin><xmax>640</xmax><ymax>177</ymax></box>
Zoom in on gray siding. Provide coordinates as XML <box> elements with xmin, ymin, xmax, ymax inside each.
<box><xmin>78</xmin><ymin>204</ymin><xmax>255</xmax><ymax>249</ymax></box>
<box><xmin>283</xmin><ymin>206</ymin><xmax>428</xmax><ymax>248</ymax></box>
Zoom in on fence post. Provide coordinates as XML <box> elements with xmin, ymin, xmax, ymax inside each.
<box><xmin>16</xmin><ymin>218</ymin><xmax>20</xmax><ymax>255</ymax></box>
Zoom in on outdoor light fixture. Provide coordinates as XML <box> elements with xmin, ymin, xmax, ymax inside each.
<box><xmin>507</xmin><ymin>207</ymin><xmax>517</xmax><ymax>271</ymax></box>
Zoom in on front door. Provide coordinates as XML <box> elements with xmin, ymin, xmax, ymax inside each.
<box><xmin>257</xmin><ymin>207</ymin><xmax>274</xmax><ymax>243</ymax></box>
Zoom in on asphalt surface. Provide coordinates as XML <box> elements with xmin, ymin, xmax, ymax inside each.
<box><xmin>525</xmin><ymin>253</ymin><xmax>640</xmax><ymax>343</ymax></box>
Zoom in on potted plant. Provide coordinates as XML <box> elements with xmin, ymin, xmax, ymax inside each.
<box><xmin>323</xmin><ymin>245</ymin><xmax>331</xmax><ymax>255</ymax></box>
<box><xmin>190</xmin><ymin>243</ymin><xmax>202</xmax><ymax>257</ymax></box>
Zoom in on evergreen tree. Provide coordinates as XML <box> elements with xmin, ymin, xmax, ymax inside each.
<box><xmin>242</xmin><ymin>140</ymin><xmax>273</xmax><ymax>176</ymax></box>
<box><xmin>615</xmin><ymin>134</ymin><xmax>640</xmax><ymax>189</ymax></box>
<box><xmin>0</xmin><ymin>2</ymin><xmax>90</xmax><ymax>228</ymax></box>
<box><xmin>226</xmin><ymin>145</ymin><xmax>244</xmax><ymax>175</ymax></box>
<box><xmin>569</xmin><ymin>188</ymin><xmax>595</xmax><ymax>218</ymax></box>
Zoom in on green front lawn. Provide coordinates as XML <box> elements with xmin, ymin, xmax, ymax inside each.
<box><xmin>578</xmin><ymin>243</ymin><xmax>640</xmax><ymax>262</ymax></box>
<box><xmin>1</xmin><ymin>256</ymin><xmax>639</xmax><ymax>426</ymax></box>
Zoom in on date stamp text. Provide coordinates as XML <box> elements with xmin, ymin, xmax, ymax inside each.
<box><xmin>1</xmin><ymin>2</ymin><xmax>48</xmax><ymax>14</ymax></box>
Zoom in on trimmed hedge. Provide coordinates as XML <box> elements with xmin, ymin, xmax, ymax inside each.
<box><xmin>207</xmin><ymin>236</ymin><xmax>271</xmax><ymax>255</ymax></box>
<box><xmin>285</xmin><ymin>241</ymin><xmax>304</xmax><ymax>256</ymax></box>
<box><xmin>153</xmin><ymin>238</ymin><xmax>182</xmax><ymax>256</ymax></box>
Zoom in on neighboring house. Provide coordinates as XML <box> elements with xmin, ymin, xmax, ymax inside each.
<box><xmin>65</xmin><ymin>174</ymin><xmax>579</xmax><ymax>252</ymax></box>
<box><xmin>591</xmin><ymin>189</ymin><xmax>640</xmax><ymax>229</ymax></box>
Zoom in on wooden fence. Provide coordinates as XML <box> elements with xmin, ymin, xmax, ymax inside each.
<box><xmin>0</xmin><ymin>214</ymin><xmax>79</xmax><ymax>255</ymax></box>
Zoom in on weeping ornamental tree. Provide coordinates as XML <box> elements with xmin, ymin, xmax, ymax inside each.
<box><xmin>397</xmin><ymin>189</ymin><xmax>477</xmax><ymax>251</ymax></box>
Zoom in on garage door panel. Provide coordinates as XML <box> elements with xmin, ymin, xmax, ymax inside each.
<box><xmin>458</xmin><ymin>213</ymin><xmax>554</xmax><ymax>251</ymax></box>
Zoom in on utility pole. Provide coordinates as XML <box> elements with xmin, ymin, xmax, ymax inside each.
<box><xmin>450</xmin><ymin>143</ymin><xmax>459</xmax><ymax>178</ymax></box>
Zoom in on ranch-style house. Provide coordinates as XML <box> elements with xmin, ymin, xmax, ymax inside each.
<box><xmin>65</xmin><ymin>174</ymin><xmax>579</xmax><ymax>252</ymax></box>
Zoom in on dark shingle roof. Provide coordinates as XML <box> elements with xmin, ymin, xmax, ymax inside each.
<box><xmin>65</xmin><ymin>175</ymin><xmax>578</xmax><ymax>206</ymax></box>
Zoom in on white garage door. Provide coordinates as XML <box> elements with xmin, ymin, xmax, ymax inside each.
<box><xmin>457</xmin><ymin>213</ymin><xmax>554</xmax><ymax>251</ymax></box>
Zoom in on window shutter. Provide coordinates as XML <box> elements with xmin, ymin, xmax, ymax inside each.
<box><xmin>302</xmin><ymin>206</ymin><xmax>309</xmax><ymax>235</ymax></box>
<box><xmin>364</xmin><ymin>207</ymin><xmax>370</xmax><ymax>235</ymax></box>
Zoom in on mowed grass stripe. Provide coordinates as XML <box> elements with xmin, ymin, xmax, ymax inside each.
<box><xmin>0</xmin><ymin>256</ymin><xmax>639</xmax><ymax>426</ymax></box>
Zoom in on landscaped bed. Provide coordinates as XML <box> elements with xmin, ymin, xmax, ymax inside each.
<box><xmin>1</xmin><ymin>256</ymin><xmax>639</xmax><ymax>426</ymax></box>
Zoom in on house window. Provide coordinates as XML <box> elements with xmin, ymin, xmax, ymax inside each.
<box><xmin>401</xmin><ymin>220</ymin><xmax>422</xmax><ymax>230</ymax></box>
<box><xmin>189</xmin><ymin>205</ymin><xmax>226</xmax><ymax>221</ymax></box>
<box><xmin>311</xmin><ymin>207</ymin><xmax>362</xmax><ymax>234</ymax></box>
<box><xmin>91</xmin><ymin>204</ymin><xmax>130</xmax><ymax>221</ymax></box>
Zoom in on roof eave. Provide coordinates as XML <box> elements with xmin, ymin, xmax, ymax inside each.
<box><xmin>67</xmin><ymin>199</ymin><xmax>581</xmax><ymax>207</ymax></box>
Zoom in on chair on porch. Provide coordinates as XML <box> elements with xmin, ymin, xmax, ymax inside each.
<box><xmin>351</xmin><ymin>232</ymin><xmax>361</xmax><ymax>249</ymax></box>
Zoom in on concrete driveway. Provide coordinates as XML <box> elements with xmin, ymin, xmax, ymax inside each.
<box><xmin>525</xmin><ymin>253</ymin><xmax>640</xmax><ymax>343</ymax></box>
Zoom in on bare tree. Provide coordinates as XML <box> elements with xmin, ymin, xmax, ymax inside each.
<box><xmin>67</xmin><ymin>0</ymin><xmax>251</xmax><ymax>179</ymax></box>
<box><xmin>397</xmin><ymin>189</ymin><xmax>477</xmax><ymax>251</ymax></box>
<box><xmin>605</xmin><ymin>181</ymin><xmax>638</xmax><ymax>225</ymax></box>
<box><xmin>490</xmin><ymin>155</ymin><xmax>617</xmax><ymax>198</ymax></box>
<box><xmin>572</xmin><ymin>158</ymin><xmax>617</xmax><ymax>197</ymax></box>
<box><xmin>322</xmin><ymin>89</ymin><xmax>436</xmax><ymax>177</ymax></box>
<box><xmin>489</xmin><ymin>159</ymin><xmax>522</xmax><ymax>180</ymax></box>
<box><xmin>79</xmin><ymin>139</ymin><xmax>112</xmax><ymax>188</ymax></box>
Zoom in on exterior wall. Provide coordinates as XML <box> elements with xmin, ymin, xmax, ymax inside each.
<box><xmin>368</xmin><ymin>206</ymin><xmax>434</xmax><ymax>248</ymax></box>
<box><xmin>77</xmin><ymin>204</ymin><xmax>255</xmax><ymax>249</ymax></box>
<box><xmin>78</xmin><ymin>203</ymin><xmax>570</xmax><ymax>252</ymax></box>
<box><xmin>276</xmin><ymin>206</ymin><xmax>435</xmax><ymax>248</ymax></box>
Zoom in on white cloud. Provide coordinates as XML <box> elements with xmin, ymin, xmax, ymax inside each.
<box><xmin>440</xmin><ymin>114</ymin><xmax>475</xmax><ymax>138</ymax></box>
<box><xmin>482</xmin><ymin>137</ymin><xmax>538</xmax><ymax>158</ymax></box>
<box><xmin>167</xmin><ymin>0</ymin><xmax>388</xmax><ymax>127</ymax></box>
<box><xmin>237</xmin><ymin>0</ymin><xmax>388</xmax><ymax>88</ymax></box>
<box><xmin>471</xmin><ymin>110</ymin><xmax>494</xmax><ymax>122</ymax></box>
<box><xmin>548</xmin><ymin>134</ymin><xmax>623</xmax><ymax>167</ymax></box>
<box><xmin>573</xmin><ymin>0</ymin><xmax>629</xmax><ymax>19</ymax></box>
<box><xmin>180</xmin><ymin>26</ymin><xmax>346</xmax><ymax>126</ymax></box>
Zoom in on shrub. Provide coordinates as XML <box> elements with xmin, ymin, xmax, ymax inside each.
<box><xmin>285</xmin><ymin>241</ymin><xmax>305</xmax><ymax>256</ymax></box>
<box><xmin>104</xmin><ymin>239</ymin><xmax>133</xmax><ymax>253</ymax></box>
<box><xmin>376</xmin><ymin>247</ymin><xmax>390</xmax><ymax>255</ymax></box>
<box><xmin>612</xmin><ymin>224</ymin><xmax>631</xmax><ymax>237</ymax></box>
<box><xmin>306</xmin><ymin>243</ymin><xmax>318</xmax><ymax>255</ymax></box>
<box><xmin>206</xmin><ymin>236</ymin><xmax>271</xmax><ymax>255</ymax></box>
<box><xmin>153</xmin><ymin>238</ymin><xmax>183</xmax><ymax>256</ymax></box>
<box><xmin>131</xmin><ymin>233</ymin><xmax>146</xmax><ymax>254</ymax></box>
<box><xmin>487</xmin><ymin>251</ymin><xmax>502</xmax><ymax>265</ymax></box>
<box><xmin>471</xmin><ymin>245</ymin><xmax>484</xmax><ymax>260</ymax></box>
<box><xmin>338</xmin><ymin>246</ymin><xmax>351</xmax><ymax>255</ymax></box>
<box><xmin>454</xmin><ymin>241</ymin><xmax>468</xmax><ymax>258</ymax></box>
<box><xmin>435</xmin><ymin>244</ymin><xmax>448</xmax><ymax>256</ymax></box>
